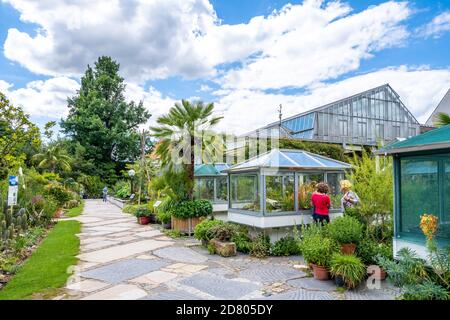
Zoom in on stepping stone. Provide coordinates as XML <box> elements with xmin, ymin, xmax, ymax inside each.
<box><xmin>84</xmin><ymin>226</ymin><xmax>131</xmax><ymax>233</ymax></box>
<box><xmin>136</xmin><ymin>230</ymin><xmax>163</xmax><ymax>238</ymax></box>
<box><xmin>84</xmin><ymin>240</ymin><xmax>118</xmax><ymax>250</ymax></box>
<box><xmin>81</xmin><ymin>284</ymin><xmax>147</xmax><ymax>300</ymax></box>
<box><xmin>263</xmin><ymin>288</ymin><xmax>335</xmax><ymax>300</ymax></box>
<box><xmin>180</xmin><ymin>272</ymin><xmax>260</xmax><ymax>299</ymax></box>
<box><xmin>142</xmin><ymin>290</ymin><xmax>204</xmax><ymax>300</ymax></box>
<box><xmin>81</xmin><ymin>258</ymin><xmax>170</xmax><ymax>284</ymax></box>
<box><xmin>136</xmin><ymin>254</ymin><xmax>156</xmax><ymax>260</ymax></box>
<box><xmin>130</xmin><ymin>270</ymin><xmax>177</xmax><ymax>285</ymax></box>
<box><xmin>344</xmin><ymin>288</ymin><xmax>396</xmax><ymax>300</ymax></box>
<box><xmin>67</xmin><ymin>279</ymin><xmax>109</xmax><ymax>293</ymax></box>
<box><xmin>106</xmin><ymin>231</ymin><xmax>134</xmax><ymax>238</ymax></box>
<box><xmin>162</xmin><ymin>263</ymin><xmax>208</xmax><ymax>275</ymax></box>
<box><xmin>153</xmin><ymin>247</ymin><xmax>208</xmax><ymax>264</ymax></box>
<box><xmin>77</xmin><ymin>239</ymin><xmax>174</xmax><ymax>263</ymax></box>
<box><xmin>154</xmin><ymin>236</ymin><xmax>172</xmax><ymax>241</ymax></box>
<box><xmin>80</xmin><ymin>237</ymin><xmax>107</xmax><ymax>245</ymax></box>
<box><xmin>287</xmin><ymin>278</ymin><xmax>336</xmax><ymax>291</ymax></box>
<box><xmin>114</xmin><ymin>236</ymin><xmax>138</xmax><ymax>243</ymax></box>
<box><xmin>239</xmin><ymin>265</ymin><xmax>301</xmax><ymax>283</ymax></box>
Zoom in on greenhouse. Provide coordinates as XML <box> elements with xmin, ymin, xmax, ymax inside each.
<box><xmin>379</xmin><ymin>124</ymin><xmax>450</xmax><ymax>258</ymax></box>
<box><xmin>194</xmin><ymin>163</ymin><xmax>229</xmax><ymax>212</ymax></box>
<box><xmin>224</xmin><ymin>149</ymin><xmax>351</xmax><ymax>229</ymax></box>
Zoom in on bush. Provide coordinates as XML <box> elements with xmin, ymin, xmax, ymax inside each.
<box><xmin>156</xmin><ymin>210</ymin><xmax>171</xmax><ymax>224</ymax></box>
<box><xmin>43</xmin><ymin>183</ymin><xmax>72</xmax><ymax>207</ymax></box>
<box><xmin>271</xmin><ymin>236</ymin><xmax>301</xmax><ymax>256</ymax></box>
<box><xmin>114</xmin><ymin>180</ymin><xmax>131</xmax><ymax>199</ymax></box>
<box><xmin>194</xmin><ymin>219</ymin><xmax>224</xmax><ymax>242</ymax></box>
<box><xmin>401</xmin><ymin>280</ymin><xmax>449</xmax><ymax>300</ymax></box>
<box><xmin>327</xmin><ymin>216</ymin><xmax>363</xmax><ymax>244</ymax></box>
<box><xmin>207</xmin><ymin>223</ymin><xmax>237</xmax><ymax>242</ymax></box>
<box><xmin>133</xmin><ymin>206</ymin><xmax>153</xmax><ymax>218</ymax></box>
<box><xmin>300</xmin><ymin>234</ymin><xmax>339</xmax><ymax>267</ymax></box>
<box><xmin>330</xmin><ymin>253</ymin><xmax>366</xmax><ymax>289</ymax></box>
<box><xmin>231</xmin><ymin>231</ymin><xmax>252</xmax><ymax>254</ymax></box>
<box><xmin>65</xmin><ymin>199</ymin><xmax>80</xmax><ymax>209</ymax></box>
<box><xmin>171</xmin><ymin>200</ymin><xmax>212</xmax><ymax>219</ymax></box>
<box><xmin>250</xmin><ymin>233</ymin><xmax>272</xmax><ymax>258</ymax></box>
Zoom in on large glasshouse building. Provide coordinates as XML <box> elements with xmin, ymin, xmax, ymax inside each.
<box><xmin>246</xmin><ymin>84</ymin><xmax>421</xmax><ymax>147</ymax></box>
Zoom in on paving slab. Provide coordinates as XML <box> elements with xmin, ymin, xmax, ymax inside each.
<box><xmin>238</xmin><ymin>265</ymin><xmax>301</xmax><ymax>283</ymax></box>
<box><xmin>67</xmin><ymin>279</ymin><xmax>110</xmax><ymax>293</ymax></box>
<box><xmin>142</xmin><ymin>290</ymin><xmax>205</xmax><ymax>300</ymax></box>
<box><xmin>135</xmin><ymin>230</ymin><xmax>163</xmax><ymax>238</ymax></box>
<box><xmin>153</xmin><ymin>247</ymin><xmax>208</xmax><ymax>264</ymax></box>
<box><xmin>81</xmin><ymin>284</ymin><xmax>147</xmax><ymax>300</ymax></box>
<box><xmin>130</xmin><ymin>270</ymin><xmax>178</xmax><ymax>285</ymax></box>
<box><xmin>287</xmin><ymin>277</ymin><xmax>336</xmax><ymax>291</ymax></box>
<box><xmin>77</xmin><ymin>239</ymin><xmax>174</xmax><ymax>263</ymax></box>
<box><xmin>262</xmin><ymin>288</ymin><xmax>335</xmax><ymax>300</ymax></box>
<box><xmin>83</xmin><ymin>240</ymin><xmax>119</xmax><ymax>251</ymax></box>
<box><xmin>81</xmin><ymin>258</ymin><xmax>171</xmax><ymax>284</ymax></box>
<box><xmin>180</xmin><ymin>272</ymin><xmax>260</xmax><ymax>299</ymax></box>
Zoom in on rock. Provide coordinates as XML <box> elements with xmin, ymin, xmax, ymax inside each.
<box><xmin>210</xmin><ymin>239</ymin><xmax>236</xmax><ymax>257</ymax></box>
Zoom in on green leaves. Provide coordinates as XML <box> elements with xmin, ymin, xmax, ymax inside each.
<box><xmin>435</xmin><ymin>112</ymin><xmax>450</xmax><ymax>127</ymax></box>
<box><xmin>329</xmin><ymin>253</ymin><xmax>366</xmax><ymax>289</ymax></box>
<box><xmin>327</xmin><ymin>216</ymin><xmax>363</xmax><ymax>244</ymax></box>
<box><xmin>171</xmin><ymin>199</ymin><xmax>212</xmax><ymax>219</ymax></box>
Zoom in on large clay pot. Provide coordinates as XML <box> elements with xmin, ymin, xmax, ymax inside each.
<box><xmin>138</xmin><ymin>216</ymin><xmax>151</xmax><ymax>225</ymax></box>
<box><xmin>311</xmin><ymin>264</ymin><xmax>329</xmax><ymax>280</ymax></box>
<box><xmin>341</xmin><ymin>243</ymin><xmax>356</xmax><ymax>255</ymax></box>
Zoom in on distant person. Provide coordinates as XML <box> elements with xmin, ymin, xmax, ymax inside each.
<box><xmin>340</xmin><ymin>180</ymin><xmax>359</xmax><ymax>210</ymax></box>
<box><xmin>102</xmin><ymin>186</ymin><xmax>108</xmax><ymax>202</ymax></box>
<box><xmin>311</xmin><ymin>182</ymin><xmax>331</xmax><ymax>225</ymax></box>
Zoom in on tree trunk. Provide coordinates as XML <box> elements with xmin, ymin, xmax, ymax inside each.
<box><xmin>188</xmin><ymin>135</ymin><xmax>195</xmax><ymax>200</ymax></box>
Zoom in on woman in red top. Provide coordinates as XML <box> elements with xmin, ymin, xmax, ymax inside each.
<box><xmin>311</xmin><ymin>182</ymin><xmax>331</xmax><ymax>225</ymax></box>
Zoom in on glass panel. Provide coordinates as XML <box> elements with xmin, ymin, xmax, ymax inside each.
<box><xmin>230</xmin><ymin>174</ymin><xmax>260</xmax><ymax>212</ymax></box>
<box><xmin>326</xmin><ymin>172</ymin><xmax>343</xmax><ymax>209</ymax></box>
<box><xmin>216</xmin><ymin>176</ymin><xmax>228</xmax><ymax>202</ymax></box>
<box><xmin>194</xmin><ymin>178</ymin><xmax>214</xmax><ymax>201</ymax></box>
<box><xmin>400</xmin><ymin>159</ymin><xmax>439</xmax><ymax>238</ymax></box>
<box><xmin>298</xmin><ymin>173</ymin><xmax>325</xmax><ymax>210</ymax></box>
<box><xmin>265</xmin><ymin>175</ymin><xmax>295</xmax><ymax>213</ymax></box>
<box><xmin>442</xmin><ymin>161</ymin><xmax>450</xmax><ymax>240</ymax></box>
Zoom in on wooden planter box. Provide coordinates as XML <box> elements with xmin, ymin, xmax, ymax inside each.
<box><xmin>171</xmin><ymin>216</ymin><xmax>205</xmax><ymax>235</ymax></box>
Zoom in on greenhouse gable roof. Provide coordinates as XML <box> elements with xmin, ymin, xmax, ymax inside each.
<box><xmin>226</xmin><ymin>149</ymin><xmax>351</xmax><ymax>172</ymax></box>
<box><xmin>378</xmin><ymin>124</ymin><xmax>450</xmax><ymax>155</ymax></box>
<box><xmin>194</xmin><ymin>163</ymin><xmax>230</xmax><ymax>176</ymax></box>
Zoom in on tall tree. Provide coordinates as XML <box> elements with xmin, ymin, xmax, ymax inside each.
<box><xmin>61</xmin><ymin>56</ymin><xmax>151</xmax><ymax>180</ymax></box>
<box><xmin>150</xmin><ymin>100</ymin><xmax>223</xmax><ymax>199</ymax></box>
<box><xmin>0</xmin><ymin>92</ymin><xmax>41</xmax><ymax>178</ymax></box>
<box><xmin>32</xmin><ymin>143</ymin><xmax>72</xmax><ymax>173</ymax></box>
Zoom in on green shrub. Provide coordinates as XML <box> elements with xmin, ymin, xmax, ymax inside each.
<box><xmin>42</xmin><ymin>196</ymin><xmax>58</xmax><ymax>222</ymax></box>
<box><xmin>194</xmin><ymin>219</ymin><xmax>224</xmax><ymax>242</ymax></box>
<box><xmin>156</xmin><ymin>210</ymin><xmax>171</xmax><ymax>224</ymax></box>
<box><xmin>357</xmin><ymin>238</ymin><xmax>393</xmax><ymax>265</ymax></box>
<box><xmin>250</xmin><ymin>233</ymin><xmax>272</xmax><ymax>258</ymax></box>
<box><xmin>231</xmin><ymin>232</ymin><xmax>252</xmax><ymax>254</ymax></box>
<box><xmin>133</xmin><ymin>206</ymin><xmax>153</xmax><ymax>218</ymax></box>
<box><xmin>207</xmin><ymin>223</ymin><xmax>237</xmax><ymax>242</ymax></box>
<box><xmin>300</xmin><ymin>234</ymin><xmax>339</xmax><ymax>267</ymax></box>
<box><xmin>171</xmin><ymin>200</ymin><xmax>212</xmax><ymax>219</ymax></box>
<box><xmin>401</xmin><ymin>280</ymin><xmax>449</xmax><ymax>300</ymax></box>
<box><xmin>330</xmin><ymin>253</ymin><xmax>366</xmax><ymax>289</ymax></box>
<box><xmin>271</xmin><ymin>236</ymin><xmax>301</xmax><ymax>256</ymax></box>
<box><xmin>65</xmin><ymin>199</ymin><xmax>80</xmax><ymax>209</ymax></box>
<box><xmin>327</xmin><ymin>216</ymin><xmax>363</xmax><ymax>244</ymax></box>
<box><xmin>114</xmin><ymin>180</ymin><xmax>131</xmax><ymax>199</ymax></box>
<box><xmin>43</xmin><ymin>183</ymin><xmax>72</xmax><ymax>207</ymax></box>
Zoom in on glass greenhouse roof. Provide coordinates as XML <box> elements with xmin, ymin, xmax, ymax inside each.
<box><xmin>194</xmin><ymin>163</ymin><xmax>230</xmax><ymax>176</ymax></box>
<box><xmin>226</xmin><ymin>149</ymin><xmax>351</xmax><ymax>171</ymax></box>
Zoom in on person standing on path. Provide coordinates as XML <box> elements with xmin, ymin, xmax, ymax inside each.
<box><xmin>102</xmin><ymin>186</ymin><xmax>108</xmax><ymax>202</ymax></box>
<box><xmin>311</xmin><ymin>182</ymin><xmax>331</xmax><ymax>225</ymax></box>
<box><xmin>340</xmin><ymin>180</ymin><xmax>359</xmax><ymax>210</ymax></box>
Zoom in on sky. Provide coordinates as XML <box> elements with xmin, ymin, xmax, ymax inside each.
<box><xmin>1</xmin><ymin>0</ymin><xmax>450</xmax><ymax>135</ymax></box>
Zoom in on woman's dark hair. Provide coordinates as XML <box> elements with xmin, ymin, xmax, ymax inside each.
<box><xmin>316</xmin><ymin>182</ymin><xmax>329</xmax><ymax>194</ymax></box>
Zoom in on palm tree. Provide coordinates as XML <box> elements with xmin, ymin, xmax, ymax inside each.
<box><xmin>32</xmin><ymin>143</ymin><xmax>72</xmax><ymax>173</ymax></box>
<box><xmin>150</xmin><ymin>100</ymin><xmax>223</xmax><ymax>199</ymax></box>
<box><xmin>435</xmin><ymin>112</ymin><xmax>450</xmax><ymax>127</ymax></box>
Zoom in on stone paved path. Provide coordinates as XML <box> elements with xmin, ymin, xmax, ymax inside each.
<box><xmin>60</xmin><ymin>200</ymin><xmax>400</xmax><ymax>300</ymax></box>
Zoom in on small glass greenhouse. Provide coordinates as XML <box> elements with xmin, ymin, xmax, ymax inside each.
<box><xmin>224</xmin><ymin>149</ymin><xmax>351</xmax><ymax>228</ymax></box>
<box><xmin>379</xmin><ymin>124</ymin><xmax>450</xmax><ymax>258</ymax></box>
<box><xmin>194</xmin><ymin>163</ymin><xmax>229</xmax><ymax>210</ymax></box>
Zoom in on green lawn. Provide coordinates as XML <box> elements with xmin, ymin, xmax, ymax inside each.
<box><xmin>0</xmin><ymin>220</ymin><xmax>81</xmax><ymax>300</ymax></box>
<box><xmin>65</xmin><ymin>201</ymin><xmax>85</xmax><ymax>217</ymax></box>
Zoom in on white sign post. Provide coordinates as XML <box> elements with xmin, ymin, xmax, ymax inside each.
<box><xmin>7</xmin><ymin>176</ymin><xmax>19</xmax><ymax>206</ymax></box>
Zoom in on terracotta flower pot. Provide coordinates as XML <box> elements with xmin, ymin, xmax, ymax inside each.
<box><xmin>341</xmin><ymin>243</ymin><xmax>356</xmax><ymax>255</ymax></box>
<box><xmin>311</xmin><ymin>264</ymin><xmax>329</xmax><ymax>280</ymax></box>
<box><xmin>138</xmin><ymin>216</ymin><xmax>151</xmax><ymax>225</ymax></box>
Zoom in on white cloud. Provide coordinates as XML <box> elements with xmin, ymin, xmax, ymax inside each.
<box><xmin>3</xmin><ymin>0</ymin><xmax>410</xmax><ymax>88</ymax></box>
<box><xmin>214</xmin><ymin>66</ymin><xmax>450</xmax><ymax>134</ymax></box>
<box><xmin>418</xmin><ymin>11</ymin><xmax>450</xmax><ymax>38</ymax></box>
<box><xmin>199</xmin><ymin>84</ymin><xmax>212</xmax><ymax>92</ymax></box>
<box><xmin>0</xmin><ymin>77</ymin><xmax>79</xmax><ymax>118</ymax></box>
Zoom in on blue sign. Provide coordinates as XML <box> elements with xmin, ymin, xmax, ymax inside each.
<box><xmin>9</xmin><ymin>176</ymin><xmax>19</xmax><ymax>186</ymax></box>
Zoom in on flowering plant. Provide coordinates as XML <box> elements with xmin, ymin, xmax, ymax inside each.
<box><xmin>420</xmin><ymin>214</ymin><xmax>438</xmax><ymax>241</ymax></box>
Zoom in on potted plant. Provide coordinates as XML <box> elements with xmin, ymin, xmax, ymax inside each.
<box><xmin>208</xmin><ymin>223</ymin><xmax>237</xmax><ymax>257</ymax></box>
<box><xmin>300</xmin><ymin>234</ymin><xmax>339</xmax><ymax>280</ymax></box>
<box><xmin>327</xmin><ymin>216</ymin><xmax>363</xmax><ymax>254</ymax></box>
<box><xmin>330</xmin><ymin>253</ymin><xmax>366</xmax><ymax>289</ymax></box>
<box><xmin>357</xmin><ymin>238</ymin><xmax>391</xmax><ymax>281</ymax></box>
<box><xmin>171</xmin><ymin>200</ymin><xmax>212</xmax><ymax>234</ymax></box>
<box><xmin>156</xmin><ymin>210</ymin><xmax>172</xmax><ymax>229</ymax></box>
<box><xmin>134</xmin><ymin>207</ymin><xmax>152</xmax><ymax>225</ymax></box>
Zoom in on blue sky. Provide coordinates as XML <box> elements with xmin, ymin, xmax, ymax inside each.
<box><xmin>1</xmin><ymin>0</ymin><xmax>450</xmax><ymax>133</ymax></box>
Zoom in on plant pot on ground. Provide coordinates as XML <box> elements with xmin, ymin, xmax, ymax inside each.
<box><xmin>330</xmin><ymin>253</ymin><xmax>366</xmax><ymax>289</ymax></box>
<box><xmin>327</xmin><ymin>216</ymin><xmax>363</xmax><ymax>255</ymax></box>
<box><xmin>54</xmin><ymin>207</ymin><xmax>63</xmax><ymax>218</ymax></box>
<box><xmin>194</xmin><ymin>219</ymin><xmax>224</xmax><ymax>246</ymax></box>
<box><xmin>171</xmin><ymin>200</ymin><xmax>212</xmax><ymax>234</ymax></box>
<box><xmin>299</xmin><ymin>234</ymin><xmax>339</xmax><ymax>281</ymax></box>
<box><xmin>134</xmin><ymin>207</ymin><xmax>153</xmax><ymax>225</ymax></box>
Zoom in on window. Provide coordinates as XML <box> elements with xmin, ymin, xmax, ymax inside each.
<box><xmin>216</xmin><ymin>176</ymin><xmax>228</xmax><ymax>202</ymax></box>
<box><xmin>357</xmin><ymin>121</ymin><xmax>367</xmax><ymax>138</ymax></box>
<box><xmin>375</xmin><ymin>124</ymin><xmax>384</xmax><ymax>139</ymax></box>
<box><xmin>326</xmin><ymin>172</ymin><xmax>344</xmax><ymax>209</ymax></box>
<box><xmin>442</xmin><ymin>161</ymin><xmax>450</xmax><ymax>239</ymax></box>
<box><xmin>230</xmin><ymin>174</ymin><xmax>260</xmax><ymax>211</ymax></box>
<box><xmin>298</xmin><ymin>173</ymin><xmax>324</xmax><ymax>210</ymax></box>
<box><xmin>392</xmin><ymin>125</ymin><xmax>400</xmax><ymax>138</ymax></box>
<box><xmin>408</xmin><ymin>127</ymin><xmax>416</xmax><ymax>137</ymax></box>
<box><xmin>265</xmin><ymin>175</ymin><xmax>295</xmax><ymax>213</ymax></box>
<box><xmin>339</xmin><ymin>120</ymin><xmax>348</xmax><ymax>136</ymax></box>
<box><xmin>194</xmin><ymin>178</ymin><xmax>214</xmax><ymax>201</ymax></box>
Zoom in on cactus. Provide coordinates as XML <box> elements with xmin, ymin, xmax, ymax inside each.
<box><xmin>8</xmin><ymin>224</ymin><xmax>14</xmax><ymax>239</ymax></box>
<box><xmin>20</xmin><ymin>215</ymin><xmax>28</xmax><ymax>232</ymax></box>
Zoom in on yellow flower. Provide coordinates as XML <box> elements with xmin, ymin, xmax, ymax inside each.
<box><xmin>420</xmin><ymin>214</ymin><xmax>438</xmax><ymax>241</ymax></box>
